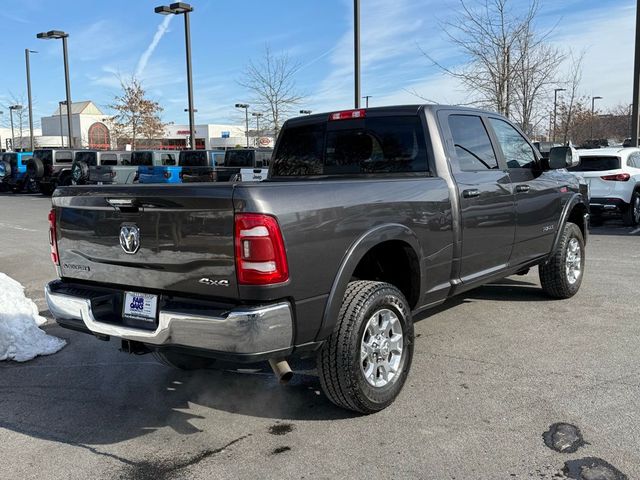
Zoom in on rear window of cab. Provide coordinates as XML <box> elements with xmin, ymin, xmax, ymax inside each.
<box><xmin>272</xmin><ymin>115</ymin><xmax>428</xmax><ymax>177</ymax></box>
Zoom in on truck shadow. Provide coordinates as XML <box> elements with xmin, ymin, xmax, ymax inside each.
<box><xmin>0</xmin><ymin>325</ymin><xmax>354</xmax><ymax>448</ymax></box>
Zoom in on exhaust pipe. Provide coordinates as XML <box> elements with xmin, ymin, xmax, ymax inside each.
<box><xmin>269</xmin><ymin>358</ymin><xmax>293</xmax><ymax>384</ymax></box>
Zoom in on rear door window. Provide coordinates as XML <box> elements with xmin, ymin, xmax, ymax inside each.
<box><xmin>448</xmin><ymin>115</ymin><xmax>499</xmax><ymax>171</ymax></box>
<box><xmin>569</xmin><ymin>157</ymin><xmax>621</xmax><ymax>171</ymax></box>
<box><xmin>272</xmin><ymin>116</ymin><xmax>428</xmax><ymax>176</ymax></box>
<box><xmin>56</xmin><ymin>151</ymin><xmax>73</xmax><ymax>163</ymax></box>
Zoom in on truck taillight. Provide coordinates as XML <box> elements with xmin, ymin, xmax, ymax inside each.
<box><xmin>329</xmin><ymin>109</ymin><xmax>366</xmax><ymax>121</ymax></box>
<box><xmin>48</xmin><ymin>209</ymin><xmax>60</xmax><ymax>265</ymax></box>
<box><xmin>235</xmin><ymin>213</ymin><xmax>288</xmax><ymax>285</ymax></box>
<box><xmin>600</xmin><ymin>173</ymin><xmax>630</xmax><ymax>181</ymax></box>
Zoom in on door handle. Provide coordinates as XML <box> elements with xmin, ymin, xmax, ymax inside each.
<box><xmin>515</xmin><ymin>184</ymin><xmax>530</xmax><ymax>193</ymax></box>
<box><xmin>462</xmin><ymin>189</ymin><xmax>480</xmax><ymax>198</ymax></box>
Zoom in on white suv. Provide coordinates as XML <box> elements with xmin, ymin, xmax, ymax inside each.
<box><xmin>569</xmin><ymin>148</ymin><xmax>640</xmax><ymax>226</ymax></box>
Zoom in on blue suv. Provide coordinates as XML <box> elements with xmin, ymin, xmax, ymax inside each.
<box><xmin>0</xmin><ymin>152</ymin><xmax>37</xmax><ymax>193</ymax></box>
<box><xmin>132</xmin><ymin>151</ymin><xmax>182</xmax><ymax>184</ymax></box>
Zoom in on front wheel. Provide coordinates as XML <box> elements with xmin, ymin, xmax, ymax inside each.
<box><xmin>539</xmin><ymin>222</ymin><xmax>585</xmax><ymax>299</ymax></box>
<box><xmin>317</xmin><ymin>281</ymin><xmax>414</xmax><ymax>414</ymax></box>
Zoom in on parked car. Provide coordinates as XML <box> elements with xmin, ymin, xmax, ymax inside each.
<box><xmin>569</xmin><ymin>147</ymin><xmax>640</xmax><ymax>226</ymax></box>
<box><xmin>216</xmin><ymin>148</ymin><xmax>272</xmax><ymax>181</ymax></box>
<box><xmin>0</xmin><ymin>151</ymin><xmax>37</xmax><ymax>193</ymax></box>
<box><xmin>71</xmin><ymin>150</ymin><xmax>134</xmax><ymax>185</ymax></box>
<box><xmin>27</xmin><ymin>149</ymin><xmax>78</xmax><ymax>195</ymax></box>
<box><xmin>178</xmin><ymin>150</ymin><xmax>225</xmax><ymax>183</ymax></box>
<box><xmin>45</xmin><ymin>105</ymin><xmax>589</xmax><ymax>414</ymax></box>
<box><xmin>133</xmin><ymin>151</ymin><xmax>181</xmax><ymax>184</ymax></box>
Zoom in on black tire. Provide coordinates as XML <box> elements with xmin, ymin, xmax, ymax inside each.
<box><xmin>622</xmin><ymin>191</ymin><xmax>640</xmax><ymax>227</ymax></box>
<box><xmin>71</xmin><ymin>161</ymin><xmax>89</xmax><ymax>185</ymax></box>
<box><xmin>25</xmin><ymin>176</ymin><xmax>40</xmax><ymax>194</ymax></box>
<box><xmin>27</xmin><ymin>158</ymin><xmax>44</xmax><ymax>179</ymax></box>
<box><xmin>58</xmin><ymin>172</ymin><xmax>72</xmax><ymax>187</ymax></box>
<box><xmin>317</xmin><ymin>280</ymin><xmax>414</xmax><ymax>414</ymax></box>
<box><xmin>539</xmin><ymin>222</ymin><xmax>585</xmax><ymax>299</ymax></box>
<box><xmin>152</xmin><ymin>350</ymin><xmax>216</xmax><ymax>370</ymax></box>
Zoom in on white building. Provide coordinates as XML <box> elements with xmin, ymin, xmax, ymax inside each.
<box><xmin>1</xmin><ymin>100</ymin><xmax>270</xmax><ymax>152</ymax></box>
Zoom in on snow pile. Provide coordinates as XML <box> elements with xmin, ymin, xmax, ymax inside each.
<box><xmin>0</xmin><ymin>273</ymin><xmax>66</xmax><ymax>362</ymax></box>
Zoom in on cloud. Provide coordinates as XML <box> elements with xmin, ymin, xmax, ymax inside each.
<box><xmin>135</xmin><ymin>15</ymin><xmax>173</xmax><ymax>78</ymax></box>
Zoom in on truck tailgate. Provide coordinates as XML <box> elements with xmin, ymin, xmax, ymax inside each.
<box><xmin>52</xmin><ymin>184</ymin><xmax>238</xmax><ymax>299</ymax></box>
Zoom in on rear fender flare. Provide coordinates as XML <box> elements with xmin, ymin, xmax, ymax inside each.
<box><xmin>315</xmin><ymin>224</ymin><xmax>423</xmax><ymax>342</ymax></box>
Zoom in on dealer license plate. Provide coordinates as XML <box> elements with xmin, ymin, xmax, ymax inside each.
<box><xmin>123</xmin><ymin>292</ymin><xmax>158</xmax><ymax>322</ymax></box>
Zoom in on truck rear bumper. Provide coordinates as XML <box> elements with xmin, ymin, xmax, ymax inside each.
<box><xmin>45</xmin><ymin>281</ymin><xmax>294</xmax><ymax>356</ymax></box>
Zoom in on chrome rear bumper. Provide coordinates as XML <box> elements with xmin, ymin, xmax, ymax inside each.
<box><xmin>45</xmin><ymin>282</ymin><xmax>293</xmax><ymax>355</ymax></box>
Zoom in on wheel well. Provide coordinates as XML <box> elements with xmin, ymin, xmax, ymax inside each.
<box><xmin>567</xmin><ymin>203</ymin><xmax>588</xmax><ymax>238</ymax></box>
<box><xmin>351</xmin><ymin>240</ymin><xmax>420</xmax><ymax>309</ymax></box>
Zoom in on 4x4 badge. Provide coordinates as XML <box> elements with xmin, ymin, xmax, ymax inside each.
<box><xmin>119</xmin><ymin>225</ymin><xmax>141</xmax><ymax>254</ymax></box>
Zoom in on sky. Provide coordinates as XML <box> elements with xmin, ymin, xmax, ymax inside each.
<box><xmin>0</xmin><ymin>0</ymin><xmax>636</xmax><ymax>128</ymax></box>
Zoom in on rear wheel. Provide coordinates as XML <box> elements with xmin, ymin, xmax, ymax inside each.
<box><xmin>317</xmin><ymin>280</ymin><xmax>414</xmax><ymax>414</ymax></box>
<box><xmin>622</xmin><ymin>191</ymin><xmax>640</xmax><ymax>227</ymax></box>
<box><xmin>539</xmin><ymin>222</ymin><xmax>585</xmax><ymax>299</ymax></box>
<box><xmin>152</xmin><ymin>350</ymin><xmax>216</xmax><ymax>370</ymax></box>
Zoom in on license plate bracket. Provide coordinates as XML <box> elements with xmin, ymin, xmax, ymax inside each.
<box><xmin>122</xmin><ymin>292</ymin><xmax>158</xmax><ymax>323</ymax></box>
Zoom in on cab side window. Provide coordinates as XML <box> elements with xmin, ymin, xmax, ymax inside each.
<box><xmin>448</xmin><ymin>114</ymin><xmax>499</xmax><ymax>171</ymax></box>
<box><xmin>489</xmin><ymin>118</ymin><xmax>537</xmax><ymax>169</ymax></box>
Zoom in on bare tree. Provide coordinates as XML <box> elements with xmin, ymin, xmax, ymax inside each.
<box><xmin>1</xmin><ymin>93</ymin><xmax>30</xmax><ymax>150</ymax></box>
<box><xmin>109</xmin><ymin>77</ymin><xmax>167</xmax><ymax>150</ymax></box>
<box><xmin>558</xmin><ymin>51</ymin><xmax>585</xmax><ymax>143</ymax></box>
<box><xmin>423</xmin><ymin>0</ymin><xmax>563</xmax><ymax>132</ymax></box>
<box><xmin>238</xmin><ymin>46</ymin><xmax>304</xmax><ymax>136</ymax></box>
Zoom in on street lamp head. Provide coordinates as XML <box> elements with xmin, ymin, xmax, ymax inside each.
<box><xmin>9</xmin><ymin>105</ymin><xmax>23</xmax><ymax>110</ymax></box>
<box><xmin>554</xmin><ymin>88</ymin><xmax>566</xmax><ymax>92</ymax></box>
<box><xmin>251</xmin><ymin>112</ymin><xmax>263</xmax><ymax>117</ymax></box>
<box><xmin>593</xmin><ymin>96</ymin><xmax>603</xmax><ymax>100</ymax></box>
<box><xmin>37</xmin><ymin>30</ymin><xmax>68</xmax><ymax>39</ymax></box>
<box><xmin>300</xmin><ymin>110</ymin><xmax>312</xmax><ymax>115</ymax></box>
<box><xmin>235</xmin><ymin>103</ymin><xmax>249</xmax><ymax>109</ymax></box>
<box><xmin>154</xmin><ymin>5</ymin><xmax>173</xmax><ymax>14</ymax></box>
<box><xmin>170</xmin><ymin>2</ymin><xmax>193</xmax><ymax>13</ymax></box>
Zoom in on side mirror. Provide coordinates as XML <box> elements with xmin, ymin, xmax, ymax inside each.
<box><xmin>549</xmin><ymin>145</ymin><xmax>580</xmax><ymax>169</ymax></box>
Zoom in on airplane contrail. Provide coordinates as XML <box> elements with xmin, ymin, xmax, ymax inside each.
<box><xmin>135</xmin><ymin>14</ymin><xmax>173</xmax><ymax>78</ymax></box>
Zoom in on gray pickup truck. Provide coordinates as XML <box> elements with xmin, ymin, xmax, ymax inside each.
<box><xmin>45</xmin><ymin>105</ymin><xmax>589</xmax><ymax>414</ymax></box>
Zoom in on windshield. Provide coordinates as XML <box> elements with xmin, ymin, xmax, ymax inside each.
<box><xmin>272</xmin><ymin>116</ymin><xmax>428</xmax><ymax>176</ymax></box>
<box><xmin>570</xmin><ymin>156</ymin><xmax>621</xmax><ymax>172</ymax></box>
<box><xmin>225</xmin><ymin>150</ymin><xmax>254</xmax><ymax>167</ymax></box>
<box><xmin>179</xmin><ymin>151</ymin><xmax>209</xmax><ymax>167</ymax></box>
<box><xmin>131</xmin><ymin>152</ymin><xmax>153</xmax><ymax>166</ymax></box>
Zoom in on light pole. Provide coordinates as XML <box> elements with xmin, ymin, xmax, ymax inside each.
<box><xmin>25</xmin><ymin>49</ymin><xmax>37</xmax><ymax>152</ymax></box>
<box><xmin>363</xmin><ymin>95</ymin><xmax>372</xmax><ymax>108</ymax></box>
<box><xmin>183</xmin><ymin>107</ymin><xmax>198</xmax><ymax>148</ymax></box>
<box><xmin>299</xmin><ymin>109</ymin><xmax>312</xmax><ymax>115</ymax></box>
<box><xmin>591</xmin><ymin>96</ymin><xmax>603</xmax><ymax>140</ymax></box>
<box><xmin>251</xmin><ymin>112</ymin><xmax>263</xmax><ymax>140</ymax></box>
<box><xmin>354</xmin><ymin>0</ymin><xmax>361</xmax><ymax>109</ymax></box>
<box><xmin>9</xmin><ymin>105</ymin><xmax>22</xmax><ymax>151</ymax></box>
<box><xmin>0</xmin><ymin>111</ymin><xmax>3</xmax><ymax>152</ymax></box>
<box><xmin>631</xmin><ymin>0</ymin><xmax>640</xmax><ymax>147</ymax></box>
<box><xmin>58</xmin><ymin>101</ymin><xmax>67</xmax><ymax>147</ymax></box>
<box><xmin>235</xmin><ymin>103</ymin><xmax>250</xmax><ymax>147</ymax></box>
<box><xmin>552</xmin><ymin>88</ymin><xmax>565</xmax><ymax>143</ymax></box>
<box><xmin>37</xmin><ymin>30</ymin><xmax>74</xmax><ymax>148</ymax></box>
<box><xmin>156</xmin><ymin>3</ymin><xmax>196</xmax><ymax>150</ymax></box>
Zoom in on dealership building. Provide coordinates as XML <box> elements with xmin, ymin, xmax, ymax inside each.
<box><xmin>2</xmin><ymin>101</ymin><xmax>270</xmax><ymax>151</ymax></box>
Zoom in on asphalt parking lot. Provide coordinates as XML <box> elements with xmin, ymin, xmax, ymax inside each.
<box><xmin>1</xmin><ymin>192</ymin><xmax>639</xmax><ymax>480</ymax></box>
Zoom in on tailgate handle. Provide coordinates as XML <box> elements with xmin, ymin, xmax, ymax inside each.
<box><xmin>107</xmin><ymin>198</ymin><xmax>140</xmax><ymax>213</ymax></box>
